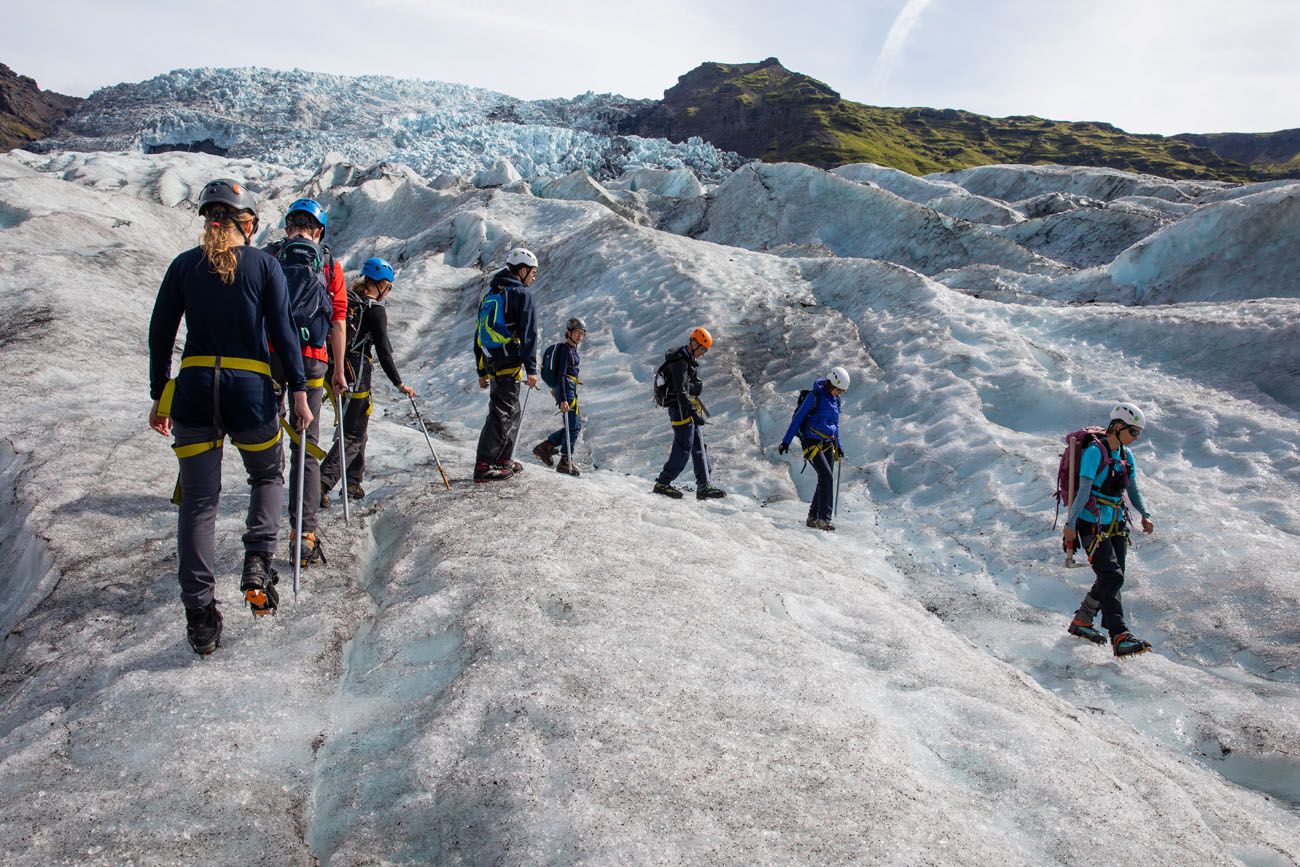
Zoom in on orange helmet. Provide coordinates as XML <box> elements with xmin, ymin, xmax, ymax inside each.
<box><xmin>690</xmin><ymin>326</ymin><xmax>713</xmax><ymax>350</ymax></box>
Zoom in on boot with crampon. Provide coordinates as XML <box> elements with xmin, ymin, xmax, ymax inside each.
<box><xmin>240</xmin><ymin>552</ymin><xmax>280</xmax><ymax>616</ymax></box>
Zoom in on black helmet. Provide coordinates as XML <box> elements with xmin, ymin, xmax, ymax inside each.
<box><xmin>197</xmin><ymin>178</ymin><xmax>259</xmax><ymax>217</ymax></box>
<box><xmin>566</xmin><ymin>317</ymin><xmax>587</xmax><ymax>332</ymax></box>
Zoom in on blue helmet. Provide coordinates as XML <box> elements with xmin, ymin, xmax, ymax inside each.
<box><xmin>362</xmin><ymin>257</ymin><xmax>395</xmax><ymax>283</ymax></box>
<box><xmin>285</xmin><ymin>198</ymin><xmax>327</xmax><ymax>230</ymax></box>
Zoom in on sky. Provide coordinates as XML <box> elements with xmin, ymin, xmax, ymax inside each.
<box><xmin>6</xmin><ymin>0</ymin><xmax>1300</xmax><ymax>135</ymax></box>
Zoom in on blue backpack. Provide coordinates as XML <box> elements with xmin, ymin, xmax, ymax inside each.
<box><xmin>476</xmin><ymin>286</ymin><xmax>515</xmax><ymax>351</ymax></box>
<box><xmin>274</xmin><ymin>238</ymin><xmax>333</xmax><ymax>349</ymax></box>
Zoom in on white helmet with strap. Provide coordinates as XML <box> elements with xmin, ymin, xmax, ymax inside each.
<box><xmin>505</xmin><ymin>247</ymin><xmax>538</xmax><ymax>268</ymax></box>
<box><xmin>828</xmin><ymin>366</ymin><xmax>850</xmax><ymax>390</ymax></box>
<box><xmin>1110</xmin><ymin>401</ymin><xmax>1145</xmax><ymax>428</ymax></box>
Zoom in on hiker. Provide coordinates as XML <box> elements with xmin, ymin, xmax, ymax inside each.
<box><xmin>1062</xmin><ymin>402</ymin><xmax>1156</xmax><ymax>657</ymax></box>
<box><xmin>532</xmin><ymin>317</ymin><xmax>586</xmax><ymax>477</ymax></box>
<box><xmin>148</xmin><ymin>178</ymin><xmax>313</xmax><ymax>655</ymax></box>
<box><xmin>319</xmin><ymin>257</ymin><xmax>416</xmax><ymax>504</ymax></box>
<box><xmin>473</xmin><ymin>247</ymin><xmax>540</xmax><ymax>482</ymax></box>
<box><xmin>779</xmin><ymin>367</ymin><xmax>849</xmax><ymax>531</ymax></box>
<box><xmin>652</xmin><ymin>327</ymin><xmax>726</xmax><ymax>500</ymax></box>
<box><xmin>263</xmin><ymin>198</ymin><xmax>347</xmax><ymax>567</ymax></box>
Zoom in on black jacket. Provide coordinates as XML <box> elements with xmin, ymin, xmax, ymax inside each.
<box><xmin>348</xmin><ymin>298</ymin><xmax>403</xmax><ymax>388</ymax></box>
<box><xmin>662</xmin><ymin>345</ymin><xmax>702</xmax><ymax>417</ymax></box>
<box><xmin>473</xmin><ymin>270</ymin><xmax>538</xmax><ymax>376</ymax></box>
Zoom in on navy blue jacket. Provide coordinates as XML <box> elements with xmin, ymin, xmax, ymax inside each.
<box><xmin>662</xmin><ymin>345</ymin><xmax>703</xmax><ymax>417</ymax></box>
<box><xmin>149</xmin><ymin>245</ymin><xmax>306</xmax><ymax>431</ymax></box>
<box><xmin>474</xmin><ymin>270</ymin><xmax>539</xmax><ymax>376</ymax></box>
<box><xmin>782</xmin><ymin>379</ymin><xmax>841</xmax><ymax>446</ymax></box>
<box><xmin>551</xmin><ymin>341</ymin><xmax>580</xmax><ymax>404</ymax></box>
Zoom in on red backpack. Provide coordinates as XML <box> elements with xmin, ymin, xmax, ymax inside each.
<box><xmin>1053</xmin><ymin>427</ymin><xmax>1112</xmax><ymax>528</ymax></box>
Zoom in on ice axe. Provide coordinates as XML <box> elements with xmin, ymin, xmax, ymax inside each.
<box><xmin>410</xmin><ymin>394</ymin><xmax>451</xmax><ymax>490</ymax></box>
<box><xmin>292</xmin><ymin>407</ymin><xmax>308</xmax><ymax>600</ymax></box>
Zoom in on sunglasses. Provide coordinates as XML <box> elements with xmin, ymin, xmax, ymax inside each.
<box><xmin>1125</xmin><ymin>425</ymin><xmax>1143</xmax><ymax>438</ymax></box>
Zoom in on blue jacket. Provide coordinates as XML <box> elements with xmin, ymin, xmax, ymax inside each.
<box><xmin>149</xmin><ymin>245</ymin><xmax>305</xmax><ymax>431</ymax></box>
<box><xmin>474</xmin><ymin>269</ymin><xmax>539</xmax><ymax>376</ymax></box>
<box><xmin>782</xmin><ymin>379</ymin><xmax>841</xmax><ymax>446</ymax></box>
<box><xmin>552</xmin><ymin>341</ymin><xmax>580</xmax><ymax>404</ymax></box>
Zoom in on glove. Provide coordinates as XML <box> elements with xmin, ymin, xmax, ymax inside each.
<box><xmin>688</xmin><ymin>381</ymin><xmax>702</xmax><ymax>397</ymax></box>
<box><xmin>835</xmin><ymin>443</ymin><xmax>845</xmax><ymax>460</ymax></box>
<box><xmin>778</xmin><ymin>442</ymin><xmax>789</xmax><ymax>455</ymax></box>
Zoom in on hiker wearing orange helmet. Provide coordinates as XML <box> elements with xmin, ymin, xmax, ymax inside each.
<box><xmin>651</xmin><ymin>327</ymin><xmax>725</xmax><ymax>500</ymax></box>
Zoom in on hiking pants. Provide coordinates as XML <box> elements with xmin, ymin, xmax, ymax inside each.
<box><xmin>321</xmin><ymin>368</ymin><xmax>372</xmax><ymax>492</ymax></box>
<box><xmin>280</xmin><ymin>358</ymin><xmax>327</xmax><ymax>534</ymax></box>
<box><xmin>802</xmin><ymin>439</ymin><xmax>835</xmax><ymax>521</ymax></box>
<box><xmin>476</xmin><ymin>371</ymin><xmax>523</xmax><ymax>465</ymax></box>
<box><xmin>545</xmin><ymin>402</ymin><xmax>583</xmax><ymax>458</ymax></box>
<box><xmin>657</xmin><ymin>409</ymin><xmax>708</xmax><ymax>486</ymax></box>
<box><xmin>1078</xmin><ymin>520</ymin><xmax>1129</xmax><ymax>636</ymax></box>
<box><xmin>172</xmin><ymin>420</ymin><xmax>284</xmax><ymax>610</ymax></box>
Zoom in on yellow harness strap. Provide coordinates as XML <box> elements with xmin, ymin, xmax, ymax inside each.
<box><xmin>157</xmin><ymin>356</ymin><xmax>272</xmax><ymax>418</ymax></box>
<box><xmin>671</xmin><ymin>416</ymin><xmax>694</xmax><ymax>427</ymax></box>
<box><xmin>279</xmin><ymin>418</ymin><xmax>328</xmax><ymax>460</ymax></box>
<box><xmin>493</xmin><ymin>365</ymin><xmax>522</xmax><ymax>381</ymax></box>
<box><xmin>169</xmin><ymin>428</ymin><xmax>282</xmax><ymax>504</ymax></box>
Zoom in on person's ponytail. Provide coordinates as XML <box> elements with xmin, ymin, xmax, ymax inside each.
<box><xmin>200</xmin><ymin>220</ymin><xmax>241</xmax><ymax>285</ymax></box>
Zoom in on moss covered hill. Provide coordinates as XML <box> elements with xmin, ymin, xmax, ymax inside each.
<box><xmin>0</xmin><ymin>63</ymin><xmax>82</xmax><ymax>152</ymax></box>
<box><xmin>622</xmin><ymin>58</ymin><xmax>1292</xmax><ymax>182</ymax></box>
<box><xmin>1174</xmin><ymin>129</ymin><xmax>1300</xmax><ymax>175</ymax></box>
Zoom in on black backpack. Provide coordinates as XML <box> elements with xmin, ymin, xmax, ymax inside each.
<box><xmin>541</xmin><ymin>342</ymin><xmax>564</xmax><ymax>389</ymax></box>
<box><xmin>652</xmin><ymin>356</ymin><xmax>671</xmax><ymax>406</ymax></box>
<box><xmin>791</xmin><ymin>387</ymin><xmax>819</xmax><ymax>434</ymax></box>
<box><xmin>275</xmin><ymin>238</ymin><xmax>333</xmax><ymax>349</ymax></box>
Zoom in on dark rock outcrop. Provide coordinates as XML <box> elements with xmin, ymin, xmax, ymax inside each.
<box><xmin>0</xmin><ymin>63</ymin><xmax>82</xmax><ymax>152</ymax></box>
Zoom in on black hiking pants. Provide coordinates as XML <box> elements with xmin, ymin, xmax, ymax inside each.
<box><xmin>476</xmin><ymin>370</ymin><xmax>523</xmax><ymax>466</ymax></box>
<box><xmin>1078</xmin><ymin>520</ymin><xmax>1129</xmax><ymax>636</ymax></box>
<box><xmin>657</xmin><ymin>405</ymin><xmax>708</xmax><ymax>486</ymax></box>
<box><xmin>321</xmin><ymin>364</ymin><xmax>372</xmax><ymax>491</ymax></box>
<box><xmin>173</xmin><ymin>419</ymin><xmax>284</xmax><ymax>610</ymax></box>
<box><xmin>802</xmin><ymin>440</ymin><xmax>835</xmax><ymax>521</ymax></box>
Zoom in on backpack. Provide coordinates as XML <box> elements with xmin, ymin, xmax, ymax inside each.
<box><xmin>275</xmin><ymin>238</ymin><xmax>333</xmax><ymax>349</ymax></box>
<box><xmin>344</xmin><ymin>288</ymin><xmax>367</xmax><ymax>354</ymax></box>
<box><xmin>541</xmin><ymin>342</ymin><xmax>564</xmax><ymax>389</ymax></box>
<box><xmin>652</xmin><ymin>357</ymin><xmax>670</xmax><ymax>406</ymax></box>
<box><xmin>791</xmin><ymin>387</ymin><xmax>819</xmax><ymax>435</ymax></box>
<box><xmin>476</xmin><ymin>285</ymin><xmax>514</xmax><ymax>351</ymax></box>
<box><xmin>1053</xmin><ymin>427</ymin><xmax>1125</xmax><ymax>526</ymax></box>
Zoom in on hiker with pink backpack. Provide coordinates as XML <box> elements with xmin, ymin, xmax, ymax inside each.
<box><xmin>1055</xmin><ymin>402</ymin><xmax>1156</xmax><ymax>658</ymax></box>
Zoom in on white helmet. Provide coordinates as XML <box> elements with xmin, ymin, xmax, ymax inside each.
<box><xmin>1110</xmin><ymin>401</ymin><xmax>1145</xmax><ymax>428</ymax></box>
<box><xmin>505</xmin><ymin>247</ymin><xmax>538</xmax><ymax>269</ymax></box>
<box><xmin>828</xmin><ymin>366</ymin><xmax>850</xmax><ymax>390</ymax></box>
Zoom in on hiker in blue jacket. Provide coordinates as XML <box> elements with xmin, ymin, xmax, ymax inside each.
<box><xmin>1063</xmin><ymin>401</ymin><xmax>1156</xmax><ymax>658</ymax></box>
<box><xmin>473</xmin><ymin>247</ymin><xmax>540</xmax><ymax>482</ymax></box>
<box><xmin>148</xmin><ymin>179</ymin><xmax>312</xmax><ymax>655</ymax></box>
<box><xmin>532</xmin><ymin>317</ymin><xmax>586</xmax><ymax>477</ymax></box>
<box><xmin>779</xmin><ymin>367</ymin><xmax>849</xmax><ymax>531</ymax></box>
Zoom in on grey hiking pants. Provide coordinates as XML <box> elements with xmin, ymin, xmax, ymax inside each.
<box><xmin>476</xmin><ymin>371</ymin><xmax>523</xmax><ymax>466</ymax></box>
<box><xmin>285</xmin><ymin>358</ymin><xmax>327</xmax><ymax>534</ymax></box>
<box><xmin>173</xmin><ymin>419</ymin><xmax>284</xmax><ymax>610</ymax></box>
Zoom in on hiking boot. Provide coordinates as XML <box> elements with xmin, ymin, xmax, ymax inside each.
<box><xmin>1111</xmin><ymin>631</ymin><xmax>1152</xmax><ymax>658</ymax></box>
<box><xmin>652</xmin><ymin>481</ymin><xmax>684</xmax><ymax>499</ymax></box>
<box><xmin>532</xmin><ymin>440</ymin><xmax>558</xmax><ymax>467</ymax></box>
<box><xmin>347</xmin><ymin>482</ymin><xmax>365</xmax><ymax>500</ymax></box>
<box><xmin>696</xmin><ymin>484</ymin><xmax>727</xmax><ymax>500</ymax></box>
<box><xmin>807</xmin><ymin>518</ymin><xmax>835</xmax><ymax>531</ymax></box>
<box><xmin>240</xmin><ymin>552</ymin><xmax>280</xmax><ymax>616</ymax></box>
<box><xmin>320</xmin><ymin>487</ymin><xmax>331</xmax><ymax>509</ymax></box>
<box><xmin>556</xmin><ymin>457</ymin><xmax>581</xmax><ymax>477</ymax></box>
<box><xmin>185</xmin><ymin>602</ymin><xmax>223</xmax><ymax>656</ymax></box>
<box><xmin>1067</xmin><ymin>614</ymin><xmax>1105</xmax><ymax>645</ymax></box>
<box><xmin>475</xmin><ymin>461</ymin><xmax>513</xmax><ymax>483</ymax></box>
<box><xmin>292</xmin><ymin>531</ymin><xmax>326</xmax><ymax>568</ymax></box>
<box><xmin>498</xmin><ymin>459</ymin><xmax>524</xmax><ymax>474</ymax></box>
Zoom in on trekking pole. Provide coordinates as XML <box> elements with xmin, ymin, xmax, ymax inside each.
<box><xmin>409</xmin><ymin>394</ymin><xmax>451</xmax><ymax>490</ymax></box>
<box><xmin>334</xmin><ymin>389</ymin><xmax>351</xmax><ymax>525</ymax></box>
<box><xmin>562</xmin><ymin>403</ymin><xmax>573</xmax><ymax>471</ymax></box>
<box><xmin>293</xmin><ymin>408</ymin><xmax>307</xmax><ymax>600</ymax></box>
<box><xmin>507</xmin><ymin>381</ymin><xmax>532</xmax><ymax>465</ymax></box>
<box><xmin>834</xmin><ymin>453</ymin><xmax>843</xmax><ymax>517</ymax></box>
<box><xmin>820</xmin><ymin>450</ymin><xmax>838</xmax><ymax>517</ymax></box>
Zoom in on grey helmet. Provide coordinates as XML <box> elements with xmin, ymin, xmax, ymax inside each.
<box><xmin>566</xmin><ymin>317</ymin><xmax>587</xmax><ymax>333</ymax></box>
<box><xmin>197</xmin><ymin>178</ymin><xmax>260</xmax><ymax>219</ymax></box>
